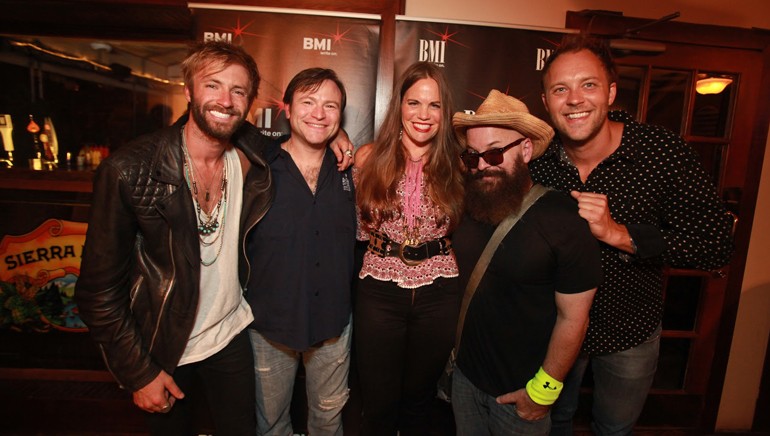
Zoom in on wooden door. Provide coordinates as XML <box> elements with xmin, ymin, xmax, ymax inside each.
<box><xmin>565</xmin><ymin>11</ymin><xmax>770</xmax><ymax>432</ymax></box>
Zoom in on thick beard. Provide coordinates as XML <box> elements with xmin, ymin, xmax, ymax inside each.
<box><xmin>464</xmin><ymin>156</ymin><xmax>532</xmax><ymax>225</ymax></box>
<box><xmin>189</xmin><ymin>93</ymin><xmax>245</xmax><ymax>141</ymax></box>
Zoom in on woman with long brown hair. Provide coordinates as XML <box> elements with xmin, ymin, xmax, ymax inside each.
<box><xmin>353</xmin><ymin>62</ymin><xmax>464</xmax><ymax>435</ymax></box>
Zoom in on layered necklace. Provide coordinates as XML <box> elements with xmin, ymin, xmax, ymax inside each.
<box><xmin>181</xmin><ymin>126</ymin><xmax>229</xmax><ymax>266</ymax></box>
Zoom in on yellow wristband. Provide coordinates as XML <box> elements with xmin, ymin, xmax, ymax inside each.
<box><xmin>524</xmin><ymin>367</ymin><xmax>563</xmax><ymax>406</ymax></box>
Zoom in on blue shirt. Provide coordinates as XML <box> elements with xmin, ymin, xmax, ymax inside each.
<box><xmin>246</xmin><ymin>139</ymin><xmax>356</xmax><ymax>351</ymax></box>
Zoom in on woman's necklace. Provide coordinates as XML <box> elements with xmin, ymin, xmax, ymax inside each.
<box><xmin>408</xmin><ymin>153</ymin><xmax>425</xmax><ymax>162</ymax></box>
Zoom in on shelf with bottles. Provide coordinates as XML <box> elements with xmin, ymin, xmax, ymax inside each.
<box><xmin>74</xmin><ymin>145</ymin><xmax>110</xmax><ymax>169</ymax></box>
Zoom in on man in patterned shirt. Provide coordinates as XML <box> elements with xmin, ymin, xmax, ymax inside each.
<box><xmin>532</xmin><ymin>35</ymin><xmax>734</xmax><ymax>435</ymax></box>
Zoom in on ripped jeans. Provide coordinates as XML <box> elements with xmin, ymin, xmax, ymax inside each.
<box><xmin>248</xmin><ymin>321</ymin><xmax>351</xmax><ymax>436</ymax></box>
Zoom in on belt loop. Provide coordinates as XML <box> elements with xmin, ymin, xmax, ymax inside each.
<box><xmin>368</xmin><ymin>230</ymin><xmax>389</xmax><ymax>257</ymax></box>
<box><xmin>441</xmin><ymin>237</ymin><xmax>452</xmax><ymax>255</ymax></box>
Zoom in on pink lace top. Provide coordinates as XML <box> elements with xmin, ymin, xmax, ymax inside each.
<box><xmin>355</xmin><ymin>161</ymin><xmax>459</xmax><ymax>289</ymax></box>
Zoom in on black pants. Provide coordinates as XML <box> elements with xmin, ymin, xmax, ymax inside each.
<box><xmin>354</xmin><ymin>276</ymin><xmax>460</xmax><ymax>436</ymax></box>
<box><xmin>144</xmin><ymin>329</ymin><xmax>256</xmax><ymax>436</ymax></box>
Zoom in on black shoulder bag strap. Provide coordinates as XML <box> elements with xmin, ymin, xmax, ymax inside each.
<box><xmin>454</xmin><ymin>183</ymin><xmax>550</xmax><ymax>351</ymax></box>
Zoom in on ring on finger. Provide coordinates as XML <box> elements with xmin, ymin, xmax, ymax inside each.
<box><xmin>344</xmin><ymin>149</ymin><xmax>353</xmax><ymax>157</ymax></box>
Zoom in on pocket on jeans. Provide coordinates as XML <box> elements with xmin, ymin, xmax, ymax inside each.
<box><xmin>511</xmin><ymin>404</ymin><xmax>550</xmax><ymax>423</ymax></box>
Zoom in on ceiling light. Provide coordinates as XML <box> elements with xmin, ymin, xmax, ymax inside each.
<box><xmin>696</xmin><ymin>77</ymin><xmax>733</xmax><ymax>95</ymax></box>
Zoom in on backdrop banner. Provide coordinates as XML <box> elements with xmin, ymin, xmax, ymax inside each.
<box><xmin>395</xmin><ymin>18</ymin><xmax>569</xmax><ymax>124</ymax></box>
<box><xmin>191</xmin><ymin>4</ymin><xmax>381</xmax><ymax>146</ymax></box>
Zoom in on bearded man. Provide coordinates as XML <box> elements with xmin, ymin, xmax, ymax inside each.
<box><xmin>75</xmin><ymin>42</ymin><xmax>354</xmax><ymax>435</ymax></box>
<box><xmin>449</xmin><ymin>90</ymin><xmax>602</xmax><ymax>436</ymax></box>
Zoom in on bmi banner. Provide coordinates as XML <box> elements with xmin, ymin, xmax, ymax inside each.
<box><xmin>395</xmin><ymin>18</ymin><xmax>569</xmax><ymax>122</ymax></box>
<box><xmin>0</xmin><ymin>219</ymin><xmax>87</xmax><ymax>332</ymax></box>
<box><xmin>191</xmin><ymin>4</ymin><xmax>381</xmax><ymax>146</ymax></box>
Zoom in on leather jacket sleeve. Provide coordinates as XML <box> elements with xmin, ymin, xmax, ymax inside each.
<box><xmin>75</xmin><ymin>159</ymin><xmax>161</xmax><ymax>392</ymax></box>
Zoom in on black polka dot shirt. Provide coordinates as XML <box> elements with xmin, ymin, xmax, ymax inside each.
<box><xmin>530</xmin><ymin>110</ymin><xmax>734</xmax><ymax>354</ymax></box>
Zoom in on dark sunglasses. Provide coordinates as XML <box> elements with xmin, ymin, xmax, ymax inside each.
<box><xmin>460</xmin><ymin>137</ymin><xmax>526</xmax><ymax>168</ymax></box>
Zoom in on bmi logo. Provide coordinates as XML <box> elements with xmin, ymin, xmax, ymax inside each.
<box><xmin>254</xmin><ymin>108</ymin><xmax>272</xmax><ymax>129</ymax></box>
<box><xmin>419</xmin><ymin>40</ymin><xmax>446</xmax><ymax>64</ymax></box>
<box><xmin>304</xmin><ymin>38</ymin><xmax>337</xmax><ymax>56</ymax></box>
<box><xmin>203</xmin><ymin>32</ymin><xmax>233</xmax><ymax>43</ymax></box>
<box><xmin>304</xmin><ymin>38</ymin><xmax>332</xmax><ymax>51</ymax></box>
<box><xmin>536</xmin><ymin>48</ymin><xmax>555</xmax><ymax>71</ymax></box>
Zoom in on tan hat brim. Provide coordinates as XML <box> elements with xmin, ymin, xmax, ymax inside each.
<box><xmin>452</xmin><ymin>112</ymin><xmax>554</xmax><ymax>160</ymax></box>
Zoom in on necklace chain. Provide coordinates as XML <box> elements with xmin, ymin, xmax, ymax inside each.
<box><xmin>188</xmin><ymin>141</ymin><xmax>224</xmax><ymax>205</ymax></box>
<box><xmin>181</xmin><ymin>125</ymin><xmax>229</xmax><ymax>266</ymax></box>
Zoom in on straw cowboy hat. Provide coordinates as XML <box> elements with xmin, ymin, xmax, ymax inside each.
<box><xmin>453</xmin><ymin>89</ymin><xmax>554</xmax><ymax>160</ymax></box>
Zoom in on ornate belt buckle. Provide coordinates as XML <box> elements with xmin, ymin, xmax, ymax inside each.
<box><xmin>399</xmin><ymin>238</ymin><xmax>424</xmax><ymax>266</ymax></box>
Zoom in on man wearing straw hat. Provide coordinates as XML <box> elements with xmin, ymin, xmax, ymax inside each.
<box><xmin>450</xmin><ymin>90</ymin><xmax>602</xmax><ymax>435</ymax></box>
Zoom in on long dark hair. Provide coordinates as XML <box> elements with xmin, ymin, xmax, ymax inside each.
<box><xmin>357</xmin><ymin>62</ymin><xmax>464</xmax><ymax>231</ymax></box>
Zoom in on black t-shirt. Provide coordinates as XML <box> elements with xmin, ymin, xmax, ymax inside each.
<box><xmin>452</xmin><ymin>189</ymin><xmax>603</xmax><ymax>397</ymax></box>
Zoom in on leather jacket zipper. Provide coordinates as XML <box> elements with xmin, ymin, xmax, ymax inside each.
<box><xmin>98</xmin><ymin>344</ymin><xmax>125</xmax><ymax>389</ymax></box>
<box><xmin>148</xmin><ymin>187</ymin><xmax>177</xmax><ymax>353</ymax></box>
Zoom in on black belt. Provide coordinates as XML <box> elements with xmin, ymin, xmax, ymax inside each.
<box><xmin>367</xmin><ymin>230</ymin><xmax>452</xmax><ymax>266</ymax></box>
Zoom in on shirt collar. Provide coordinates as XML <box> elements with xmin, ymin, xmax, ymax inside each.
<box><xmin>267</xmin><ymin>134</ymin><xmax>336</xmax><ymax>173</ymax></box>
<box><xmin>264</xmin><ymin>134</ymin><xmax>289</xmax><ymax>163</ymax></box>
<box><xmin>541</xmin><ymin>110</ymin><xmax>641</xmax><ymax>166</ymax></box>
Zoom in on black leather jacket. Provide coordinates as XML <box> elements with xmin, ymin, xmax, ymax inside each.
<box><xmin>75</xmin><ymin>118</ymin><xmax>273</xmax><ymax>392</ymax></box>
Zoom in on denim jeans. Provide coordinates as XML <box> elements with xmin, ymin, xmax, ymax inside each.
<box><xmin>248</xmin><ymin>321</ymin><xmax>351</xmax><ymax>436</ymax></box>
<box><xmin>144</xmin><ymin>329</ymin><xmax>256</xmax><ymax>436</ymax></box>
<box><xmin>452</xmin><ymin>367</ymin><xmax>551</xmax><ymax>436</ymax></box>
<box><xmin>550</xmin><ymin>324</ymin><xmax>661</xmax><ymax>436</ymax></box>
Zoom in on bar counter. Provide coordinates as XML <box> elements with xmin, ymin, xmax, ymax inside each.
<box><xmin>0</xmin><ymin>165</ymin><xmax>95</xmax><ymax>193</ymax></box>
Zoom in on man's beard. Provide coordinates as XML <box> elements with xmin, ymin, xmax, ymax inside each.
<box><xmin>464</xmin><ymin>156</ymin><xmax>532</xmax><ymax>225</ymax></box>
<box><xmin>189</xmin><ymin>94</ymin><xmax>245</xmax><ymax>141</ymax></box>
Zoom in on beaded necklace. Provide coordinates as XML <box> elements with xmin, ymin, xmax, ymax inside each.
<box><xmin>181</xmin><ymin>126</ymin><xmax>229</xmax><ymax>266</ymax></box>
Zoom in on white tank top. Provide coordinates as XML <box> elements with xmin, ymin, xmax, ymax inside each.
<box><xmin>178</xmin><ymin>147</ymin><xmax>253</xmax><ymax>365</ymax></box>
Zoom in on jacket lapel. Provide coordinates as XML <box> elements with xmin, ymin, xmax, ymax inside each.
<box><xmin>151</xmin><ymin>124</ymin><xmax>200</xmax><ymax>269</ymax></box>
